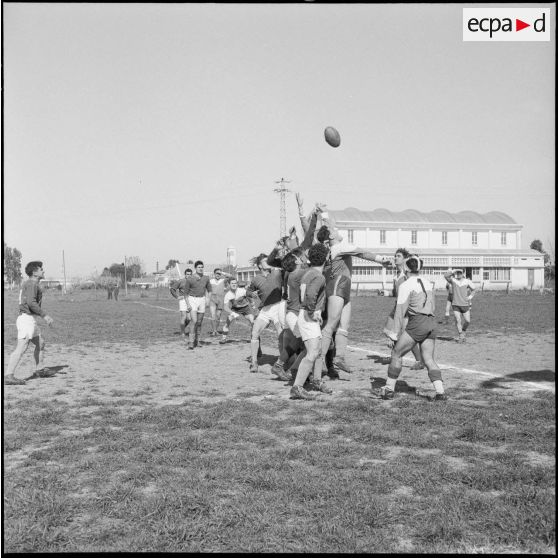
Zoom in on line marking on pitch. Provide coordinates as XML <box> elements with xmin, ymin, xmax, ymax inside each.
<box><xmin>347</xmin><ymin>344</ymin><xmax>554</xmax><ymax>392</ymax></box>
<box><xmin>132</xmin><ymin>301</ymin><xmax>177</xmax><ymax>313</ymax></box>
<box><xmin>130</xmin><ymin>303</ymin><xmax>553</xmax><ymax>392</ymax></box>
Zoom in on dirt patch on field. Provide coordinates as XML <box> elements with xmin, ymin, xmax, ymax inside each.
<box><xmin>3</xmin><ymin>330</ymin><xmax>554</xmax><ymax>407</ymax></box>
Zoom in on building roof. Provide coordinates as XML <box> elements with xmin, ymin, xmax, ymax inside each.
<box><xmin>330</xmin><ymin>208</ymin><xmax>517</xmax><ymax>225</ymax></box>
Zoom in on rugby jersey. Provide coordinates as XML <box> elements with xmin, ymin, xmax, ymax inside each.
<box><xmin>183</xmin><ymin>274</ymin><xmax>212</xmax><ymax>298</ymax></box>
<box><xmin>247</xmin><ymin>269</ymin><xmax>283</xmax><ymax>309</ymax></box>
<box><xmin>19</xmin><ymin>279</ymin><xmax>46</xmax><ymax>317</ymax></box>
<box><xmin>445</xmin><ymin>275</ymin><xmax>474</xmax><ymax>306</ymax></box>
<box><xmin>392</xmin><ymin>275</ymin><xmax>436</xmax><ymax>338</ymax></box>
<box><xmin>224</xmin><ymin>287</ymin><xmax>250</xmax><ymax>309</ymax></box>
<box><xmin>300</xmin><ymin>268</ymin><xmax>326</xmax><ymax>314</ymax></box>
<box><xmin>286</xmin><ymin>268</ymin><xmax>307</xmax><ymax>314</ymax></box>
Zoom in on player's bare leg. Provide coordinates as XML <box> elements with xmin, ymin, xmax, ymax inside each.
<box><xmin>4</xmin><ymin>338</ymin><xmax>30</xmax><ymax>385</ymax></box>
<box><xmin>250</xmin><ymin>318</ymin><xmax>268</xmax><ymax>372</ymax></box>
<box><xmin>418</xmin><ymin>338</ymin><xmax>446</xmax><ymax>399</ymax></box>
<box><xmin>320</xmin><ymin>295</ymin><xmax>344</xmax><ymax>371</ymax></box>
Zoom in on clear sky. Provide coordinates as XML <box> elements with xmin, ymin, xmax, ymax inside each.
<box><xmin>2</xmin><ymin>3</ymin><xmax>555</xmax><ymax>279</ymax></box>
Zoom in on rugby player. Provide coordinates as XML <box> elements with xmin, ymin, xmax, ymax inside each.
<box><xmin>182</xmin><ymin>261</ymin><xmax>212</xmax><ymax>349</ymax></box>
<box><xmin>444</xmin><ymin>268</ymin><xmax>475</xmax><ymax>342</ymax></box>
<box><xmin>290</xmin><ymin>242</ymin><xmax>332</xmax><ymax>400</ymax></box>
<box><xmin>383</xmin><ymin>248</ymin><xmax>425</xmax><ymax>371</ymax></box>
<box><xmin>4</xmin><ymin>261</ymin><xmax>56</xmax><ymax>385</ymax></box>
<box><xmin>316</xmin><ymin>224</ymin><xmax>391</xmax><ymax>376</ymax></box>
<box><xmin>169</xmin><ymin>267</ymin><xmax>193</xmax><ymax>338</ymax></box>
<box><xmin>208</xmin><ymin>268</ymin><xmax>233</xmax><ymax>336</ymax></box>
<box><xmin>220</xmin><ymin>278</ymin><xmax>255</xmax><ymax>343</ymax></box>
<box><xmin>246</xmin><ymin>254</ymin><xmax>283</xmax><ymax>373</ymax></box>
<box><xmin>373</xmin><ymin>255</ymin><xmax>447</xmax><ymax>401</ymax></box>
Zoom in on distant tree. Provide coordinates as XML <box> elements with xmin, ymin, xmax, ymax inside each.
<box><xmin>166</xmin><ymin>259</ymin><xmax>180</xmax><ymax>270</ymax></box>
<box><xmin>530</xmin><ymin>239</ymin><xmax>550</xmax><ymax>264</ymax></box>
<box><xmin>126</xmin><ymin>256</ymin><xmax>144</xmax><ymax>279</ymax></box>
<box><xmin>3</xmin><ymin>242</ymin><xmax>22</xmax><ymax>288</ymax></box>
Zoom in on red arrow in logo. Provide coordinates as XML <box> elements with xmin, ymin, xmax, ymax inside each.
<box><xmin>516</xmin><ymin>19</ymin><xmax>530</xmax><ymax>31</ymax></box>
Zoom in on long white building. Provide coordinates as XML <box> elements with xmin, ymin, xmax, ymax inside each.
<box><xmin>236</xmin><ymin>208</ymin><xmax>545</xmax><ymax>291</ymax></box>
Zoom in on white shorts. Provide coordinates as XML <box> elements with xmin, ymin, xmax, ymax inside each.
<box><xmin>179</xmin><ymin>298</ymin><xmax>190</xmax><ymax>313</ymax></box>
<box><xmin>286</xmin><ymin>310</ymin><xmax>301</xmax><ymax>338</ymax></box>
<box><xmin>278</xmin><ymin>300</ymin><xmax>287</xmax><ymax>329</ymax></box>
<box><xmin>187</xmin><ymin>296</ymin><xmax>207</xmax><ymax>314</ymax></box>
<box><xmin>16</xmin><ymin>314</ymin><xmax>40</xmax><ymax>340</ymax></box>
<box><xmin>256</xmin><ymin>302</ymin><xmax>281</xmax><ymax>326</ymax></box>
<box><xmin>297</xmin><ymin>309</ymin><xmax>322</xmax><ymax>342</ymax></box>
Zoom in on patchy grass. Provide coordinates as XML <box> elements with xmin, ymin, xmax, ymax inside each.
<box><xmin>3</xmin><ymin>391</ymin><xmax>555</xmax><ymax>553</ymax></box>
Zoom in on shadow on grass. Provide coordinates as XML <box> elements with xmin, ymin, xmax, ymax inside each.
<box><xmin>257</xmin><ymin>354</ymin><xmax>278</xmax><ymax>366</ymax></box>
<box><xmin>24</xmin><ymin>364</ymin><xmax>70</xmax><ymax>381</ymax></box>
<box><xmin>369</xmin><ymin>375</ymin><xmax>416</xmax><ymax>393</ymax></box>
<box><xmin>481</xmin><ymin>369</ymin><xmax>555</xmax><ymax>389</ymax></box>
<box><xmin>367</xmin><ymin>354</ymin><xmax>391</xmax><ymax>365</ymax></box>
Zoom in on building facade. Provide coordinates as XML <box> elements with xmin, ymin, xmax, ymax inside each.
<box><xmin>236</xmin><ymin>208</ymin><xmax>545</xmax><ymax>291</ymax></box>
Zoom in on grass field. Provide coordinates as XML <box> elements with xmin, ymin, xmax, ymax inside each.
<box><xmin>2</xmin><ymin>287</ymin><xmax>555</xmax><ymax>553</ymax></box>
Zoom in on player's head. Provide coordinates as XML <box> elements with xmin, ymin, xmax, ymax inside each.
<box><xmin>394</xmin><ymin>247</ymin><xmax>410</xmax><ymax>262</ymax></box>
<box><xmin>281</xmin><ymin>253</ymin><xmax>298</xmax><ymax>273</ymax></box>
<box><xmin>25</xmin><ymin>261</ymin><xmax>44</xmax><ymax>278</ymax></box>
<box><xmin>194</xmin><ymin>261</ymin><xmax>204</xmax><ymax>274</ymax></box>
<box><xmin>405</xmin><ymin>254</ymin><xmax>423</xmax><ymax>274</ymax></box>
<box><xmin>229</xmin><ymin>278</ymin><xmax>238</xmax><ymax>290</ymax></box>
<box><xmin>317</xmin><ymin>225</ymin><xmax>342</xmax><ymax>245</ymax></box>
<box><xmin>290</xmin><ymin>247</ymin><xmax>307</xmax><ymax>267</ymax></box>
<box><xmin>185</xmin><ymin>268</ymin><xmax>192</xmax><ymax>276</ymax></box>
<box><xmin>254</xmin><ymin>253</ymin><xmax>271</xmax><ymax>272</ymax></box>
<box><xmin>214</xmin><ymin>268</ymin><xmax>222</xmax><ymax>278</ymax></box>
<box><xmin>454</xmin><ymin>268</ymin><xmax>464</xmax><ymax>278</ymax></box>
<box><xmin>307</xmin><ymin>243</ymin><xmax>329</xmax><ymax>267</ymax></box>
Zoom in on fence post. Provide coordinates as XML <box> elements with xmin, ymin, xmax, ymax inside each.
<box><xmin>506</xmin><ymin>282</ymin><xmax>510</xmax><ymax>294</ymax></box>
<box><xmin>355</xmin><ymin>283</ymin><xmax>360</xmax><ymax>297</ymax></box>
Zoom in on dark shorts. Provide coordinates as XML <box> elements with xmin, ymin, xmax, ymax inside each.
<box><xmin>210</xmin><ymin>294</ymin><xmax>225</xmax><ymax>311</ymax></box>
<box><xmin>231</xmin><ymin>304</ymin><xmax>252</xmax><ymax>317</ymax></box>
<box><xmin>452</xmin><ymin>304</ymin><xmax>470</xmax><ymax>314</ymax></box>
<box><xmin>405</xmin><ymin>314</ymin><xmax>436</xmax><ymax>343</ymax></box>
<box><xmin>326</xmin><ymin>275</ymin><xmax>351</xmax><ymax>304</ymax></box>
<box><xmin>447</xmin><ymin>294</ymin><xmax>453</xmax><ymax>302</ymax></box>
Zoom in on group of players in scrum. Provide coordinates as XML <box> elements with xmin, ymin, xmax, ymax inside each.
<box><xmin>169</xmin><ymin>194</ymin><xmax>476</xmax><ymax>401</ymax></box>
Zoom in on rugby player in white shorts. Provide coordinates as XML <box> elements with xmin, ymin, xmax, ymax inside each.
<box><xmin>4</xmin><ymin>261</ymin><xmax>55</xmax><ymax>385</ymax></box>
<box><xmin>246</xmin><ymin>254</ymin><xmax>284</xmax><ymax>373</ymax></box>
<box><xmin>170</xmin><ymin>268</ymin><xmax>193</xmax><ymax>338</ymax></box>
<box><xmin>182</xmin><ymin>261</ymin><xmax>212</xmax><ymax>349</ymax></box>
<box><xmin>208</xmin><ymin>268</ymin><xmax>233</xmax><ymax>336</ymax></box>
<box><xmin>290</xmin><ymin>243</ymin><xmax>332</xmax><ymax>399</ymax></box>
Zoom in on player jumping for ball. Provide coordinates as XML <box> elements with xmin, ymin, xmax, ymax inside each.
<box><xmin>316</xmin><ymin>223</ymin><xmax>391</xmax><ymax>376</ymax></box>
<box><xmin>4</xmin><ymin>261</ymin><xmax>56</xmax><ymax>385</ymax></box>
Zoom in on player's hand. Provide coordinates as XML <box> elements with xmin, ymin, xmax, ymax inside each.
<box><xmin>312</xmin><ymin>310</ymin><xmax>322</xmax><ymax>324</ymax></box>
<box><xmin>295</xmin><ymin>192</ymin><xmax>303</xmax><ymax>209</ymax></box>
<box><xmin>44</xmin><ymin>315</ymin><xmax>54</xmax><ymax>326</ymax></box>
<box><xmin>386</xmin><ymin>338</ymin><xmax>394</xmax><ymax>349</ymax></box>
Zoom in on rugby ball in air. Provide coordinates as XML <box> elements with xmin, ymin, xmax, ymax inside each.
<box><xmin>324</xmin><ymin>126</ymin><xmax>341</xmax><ymax>148</ymax></box>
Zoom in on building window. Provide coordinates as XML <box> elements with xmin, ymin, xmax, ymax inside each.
<box><xmin>442</xmin><ymin>231</ymin><xmax>448</xmax><ymax>245</ymax></box>
<box><xmin>411</xmin><ymin>230</ymin><xmax>417</xmax><ymax>245</ymax></box>
<box><xmin>500</xmin><ymin>232</ymin><xmax>507</xmax><ymax>246</ymax></box>
<box><xmin>485</xmin><ymin>268</ymin><xmax>511</xmax><ymax>281</ymax></box>
<box><xmin>380</xmin><ymin>230</ymin><xmax>386</xmax><ymax>244</ymax></box>
<box><xmin>472</xmin><ymin>231</ymin><xmax>478</xmax><ymax>246</ymax></box>
<box><xmin>347</xmin><ymin>229</ymin><xmax>354</xmax><ymax>243</ymax></box>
